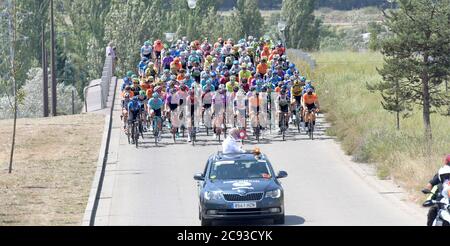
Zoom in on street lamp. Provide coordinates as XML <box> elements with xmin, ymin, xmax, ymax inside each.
<box><xmin>187</xmin><ymin>0</ymin><xmax>197</xmax><ymax>9</ymax></box>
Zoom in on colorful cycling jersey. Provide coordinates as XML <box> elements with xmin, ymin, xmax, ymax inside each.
<box><xmin>302</xmin><ymin>93</ymin><xmax>318</xmax><ymax>105</ymax></box>
<box><xmin>291</xmin><ymin>85</ymin><xmax>303</xmax><ymax>97</ymax></box>
<box><xmin>225</xmin><ymin>81</ymin><xmax>238</xmax><ymax>92</ymax></box>
<box><xmin>239</xmin><ymin>70</ymin><xmax>252</xmax><ymax>81</ymax></box>
<box><xmin>286</xmin><ymin>68</ymin><xmax>298</xmax><ymax>77</ymax></box>
<box><xmin>148</xmin><ymin>98</ymin><xmax>164</xmax><ymax>110</ymax></box>
<box><xmin>162</xmin><ymin>56</ymin><xmax>174</xmax><ymax>68</ymax></box>
<box><xmin>121</xmin><ymin>77</ymin><xmax>132</xmax><ymax>91</ymax></box>
<box><xmin>141</xmin><ymin>45</ymin><xmax>153</xmax><ymax>56</ymax></box>
<box><xmin>128</xmin><ymin>100</ymin><xmax>141</xmax><ymax>112</ymax></box>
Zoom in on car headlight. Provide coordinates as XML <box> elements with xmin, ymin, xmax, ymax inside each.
<box><xmin>204</xmin><ymin>191</ymin><xmax>223</xmax><ymax>201</ymax></box>
<box><xmin>265</xmin><ymin>189</ymin><xmax>281</xmax><ymax>199</ymax></box>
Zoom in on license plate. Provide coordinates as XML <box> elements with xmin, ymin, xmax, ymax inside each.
<box><xmin>233</xmin><ymin>202</ymin><xmax>257</xmax><ymax>209</ymax></box>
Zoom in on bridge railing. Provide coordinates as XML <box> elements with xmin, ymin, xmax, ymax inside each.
<box><xmin>84</xmin><ymin>56</ymin><xmax>113</xmax><ymax>112</ymax></box>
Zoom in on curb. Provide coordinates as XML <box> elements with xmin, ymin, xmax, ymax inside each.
<box><xmin>82</xmin><ymin>76</ymin><xmax>117</xmax><ymax>226</ymax></box>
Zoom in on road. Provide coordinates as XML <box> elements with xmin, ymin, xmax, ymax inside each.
<box><xmin>93</xmin><ymin>83</ymin><xmax>426</xmax><ymax>226</ymax></box>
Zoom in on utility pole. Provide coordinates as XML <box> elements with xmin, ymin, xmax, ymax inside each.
<box><xmin>50</xmin><ymin>0</ymin><xmax>57</xmax><ymax>116</ymax></box>
<box><xmin>42</xmin><ymin>22</ymin><xmax>49</xmax><ymax>117</ymax></box>
<box><xmin>8</xmin><ymin>0</ymin><xmax>16</xmax><ymax>174</ymax></box>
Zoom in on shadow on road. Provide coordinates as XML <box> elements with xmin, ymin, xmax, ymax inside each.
<box><xmin>210</xmin><ymin>215</ymin><xmax>305</xmax><ymax>226</ymax></box>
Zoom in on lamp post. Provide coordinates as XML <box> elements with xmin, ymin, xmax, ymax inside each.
<box><xmin>50</xmin><ymin>0</ymin><xmax>57</xmax><ymax>116</ymax></box>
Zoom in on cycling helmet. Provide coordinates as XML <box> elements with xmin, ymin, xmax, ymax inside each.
<box><xmin>210</xmin><ymin>71</ymin><xmax>217</xmax><ymax>77</ymax></box>
<box><xmin>280</xmin><ymin>89</ymin><xmax>286</xmax><ymax>95</ymax></box>
<box><xmin>306</xmin><ymin>88</ymin><xmax>314</xmax><ymax>94</ymax></box>
<box><xmin>438</xmin><ymin>165</ymin><xmax>450</xmax><ymax>182</ymax></box>
<box><xmin>139</xmin><ymin>90</ymin><xmax>146</xmax><ymax>97</ymax></box>
<box><xmin>144</xmin><ymin>41</ymin><xmax>150</xmax><ymax>46</ymax></box>
<box><xmin>152</xmin><ymin>92</ymin><xmax>159</xmax><ymax>98</ymax></box>
<box><xmin>300</xmin><ymin>77</ymin><xmax>307</xmax><ymax>82</ymax></box>
<box><xmin>289</xmin><ymin>63</ymin><xmax>295</xmax><ymax>69</ymax></box>
<box><xmin>233</xmin><ymin>60</ymin><xmax>239</xmax><ymax>65</ymax></box>
<box><xmin>233</xmin><ymin>86</ymin><xmax>239</xmax><ymax>93</ymax></box>
<box><xmin>127</xmin><ymin>71</ymin><xmax>134</xmax><ymax>77</ymax></box>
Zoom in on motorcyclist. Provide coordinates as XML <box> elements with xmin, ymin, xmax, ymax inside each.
<box><xmin>424</xmin><ymin>155</ymin><xmax>450</xmax><ymax>226</ymax></box>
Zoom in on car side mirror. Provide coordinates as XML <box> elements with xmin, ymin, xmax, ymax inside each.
<box><xmin>194</xmin><ymin>173</ymin><xmax>204</xmax><ymax>181</ymax></box>
<box><xmin>277</xmin><ymin>171</ymin><xmax>288</xmax><ymax>179</ymax></box>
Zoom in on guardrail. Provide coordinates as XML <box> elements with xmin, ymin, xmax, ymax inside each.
<box><xmin>83</xmin><ymin>56</ymin><xmax>113</xmax><ymax>112</ymax></box>
<box><xmin>288</xmin><ymin>49</ymin><xmax>316</xmax><ymax>71</ymax></box>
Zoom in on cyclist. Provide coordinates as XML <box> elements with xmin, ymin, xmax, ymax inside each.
<box><xmin>121</xmin><ymin>91</ymin><xmax>131</xmax><ymax>131</ymax></box>
<box><xmin>238</xmin><ymin>63</ymin><xmax>252</xmax><ymax>82</ymax></box>
<box><xmin>137</xmin><ymin>90</ymin><xmax>148</xmax><ymax>131</ymax></box>
<box><xmin>128</xmin><ymin>96</ymin><xmax>143</xmax><ymax>143</ymax></box>
<box><xmin>225</xmin><ymin>75</ymin><xmax>239</xmax><ymax>93</ymax></box>
<box><xmin>291</xmin><ymin>80</ymin><xmax>303</xmax><ymax>123</ymax></box>
<box><xmin>148</xmin><ymin>92</ymin><xmax>164</xmax><ymax>142</ymax></box>
<box><xmin>138</xmin><ymin>57</ymin><xmax>149</xmax><ymax>78</ymax></box>
<box><xmin>185</xmin><ymin>89</ymin><xmax>200</xmax><ymax>143</ymax></box>
<box><xmin>166</xmin><ymin>88</ymin><xmax>181</xmax><ymax>137</ymax></box>
<box><xmin>301</xmin><ymin>88</ymin><xmax>320</xmax><ymax>132</ymax></box>
<box><xmin>212</xmin><ymin>86</ymin><xmax>227</xmax><ymax>139</ymax></box>
<box><xmin>121</xmin><ymin>71</ymin><xmax>134</xmax><ymax>91</ymax></box>
<box><xmin>162</xmin><ymin>52</ymin><xmax>174</xmax><ymax>71</ymax></box>
<box><xmin>153</xmin><ymin>39</ymin><xmax>164</xmax><ymax>61</ymax></box>
<box><xmin>256</xmin><ymin>57</ymin><xmax>269</xmax><ymax>76</ymax></box>
<box><xmin>141</xmin><ymin>40</ymin><xmax>153</xmax><ymax>60</ymax></box>
<box><xmin>170</xmin><ymin>57</ymin><xmax>182</xmax><ymax>75</ymax></box>
<box><xmin>276</xmin><ymin>88</ymin><xmax>290</xmax><ymax>133</ymax></box>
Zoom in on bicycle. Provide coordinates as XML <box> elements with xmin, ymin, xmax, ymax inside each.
<box><xmin>152</xmin><ymin>115</ymin><xmax>163</xmax><ymax>146</ymax></box>
<box><xmin>305</xmin><ymin>108</ymin><xmax>317</xmax><ymax>140</ymax></box>
<box><xmin>129</xmin><ymin>119</ymin><xmax>140</xmax><ymax>148</ymax></box>
<box><xmin>294</xmin><ymin>104</ymin><xmax>302</xmax><ymax>133</ymax></box>
<box><xmin>279</xmin><ymin>112</ymin><xmax>289</xmax><ymax>141</ymax></box>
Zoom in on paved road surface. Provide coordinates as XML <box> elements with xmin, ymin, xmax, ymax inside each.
<box><xmin>93</xmin><ymin>83</ymin><xmax>426</xmax><ymax>226</ymax></box>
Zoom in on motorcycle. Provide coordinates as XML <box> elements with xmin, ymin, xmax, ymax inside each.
<box><xmin>422</xmin><ymin>188</ymin><xmax>450</xmax><ymax>226</ymax></box>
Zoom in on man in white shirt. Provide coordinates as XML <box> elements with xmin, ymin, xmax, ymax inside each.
<box><xmin>222</xmin><ymin>128</ymin><xmax>245</xmax><ymax>154</ymax></box>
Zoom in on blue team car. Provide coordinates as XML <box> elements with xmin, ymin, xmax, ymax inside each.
<box><xmin>194</xmin><ymin>149</ymin><xmax>288</xmax><ymax>226</ymax></box>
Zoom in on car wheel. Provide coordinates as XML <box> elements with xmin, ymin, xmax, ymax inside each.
<box><xmin>273</xmin><ymin>214</ymin><xmax>285</xmax><ymax>225</ymax></box>
<box><xmin>201</xmin><ymin>217</ymin><xmax>213</xmax><ymax>226</ymax></box>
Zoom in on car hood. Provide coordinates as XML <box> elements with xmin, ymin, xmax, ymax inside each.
<box><xmin>208</xmin><ymin>179</ymin><xmax>278</xmax><ymax>193</ymax></box>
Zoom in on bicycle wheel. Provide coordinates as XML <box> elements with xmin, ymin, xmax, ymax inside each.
<box><xmin>256</xmin><ymin>127</ymin><xmax>260</xmax><ymax>143</ymax></box>
<box><xmin>192</xmin><ymin>128</ymin><xmax>196</xmax><ymax>146</ymax></box>
<box><xmin>309</xmin><ymin>119</ymin><xmax>313</xmax><ymax>140</ymax></box>
<box><xmin>172</xmin><ymin>128</ymin><xmax>176</xmax><ymax>143</ymax></box>
<box><xmin>134</xmin><ymin>123</ymin><xmax>139</xmax><ymax>148</ymax></box>
<box><xmin>282</xmin><ymin>115</ymin><xmax>286</xmax><ymax>141</ymax></box>
<box><xmin>127</xmin><ymin>125</ymin><xmax>131</xmax><ymax>144</ymax></box>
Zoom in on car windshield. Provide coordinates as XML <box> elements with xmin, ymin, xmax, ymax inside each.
<box><xmin>209</xmin><ymin>160</ymin><xmax>272</xmax><ymax>180</ymax></box>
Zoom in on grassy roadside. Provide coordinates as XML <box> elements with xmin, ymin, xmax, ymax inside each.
<box><xmin>289</xmin><ymin>51</ymin><xmax>450</xmax><ymax>203</ymax></box>
<box><xmin>0</xmin><ymin>114</ymin><xmax>104</xmax><ymax>225</ymax></box>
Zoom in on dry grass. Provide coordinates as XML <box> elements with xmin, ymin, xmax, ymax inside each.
<box><xmin>0</xmin><ymin>114</ymin><xmax>104</xmax><ymax>225</ymax></box>
<box><xmin>289</xmin><ymin>51</ymin><xmax>450</xmax><ymax>203</ymax></box>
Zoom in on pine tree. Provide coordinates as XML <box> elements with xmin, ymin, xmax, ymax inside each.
<box><xmin>375</xmin><ymin>0</ymin><xmax>450</xmax><ymax>143</ymax></box>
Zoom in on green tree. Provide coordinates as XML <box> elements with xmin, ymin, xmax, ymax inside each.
<box><xmin>236</xmin><ymin>0</ymin><xmax>265</xmax><ymax>38</ymax></box>
<box><xmin>376</xmin><ymin>0</ymin><xmax>450</xmax><ymax>143</ymax></box>
<box><xmin>281</xmin><ymin>0</ymin><xmax>322</xmax><ymax>50</ymax></box>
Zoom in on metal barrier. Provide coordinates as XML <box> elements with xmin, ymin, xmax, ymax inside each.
<box><xmin>83</xmin><ymin>56</ymin><xmax>113</xmax><ymax>112</ymax></box>
<box><xmin>288</xmin><ymin>49</ymin><xmax>316</xmax><ymax>71</ymax></box>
